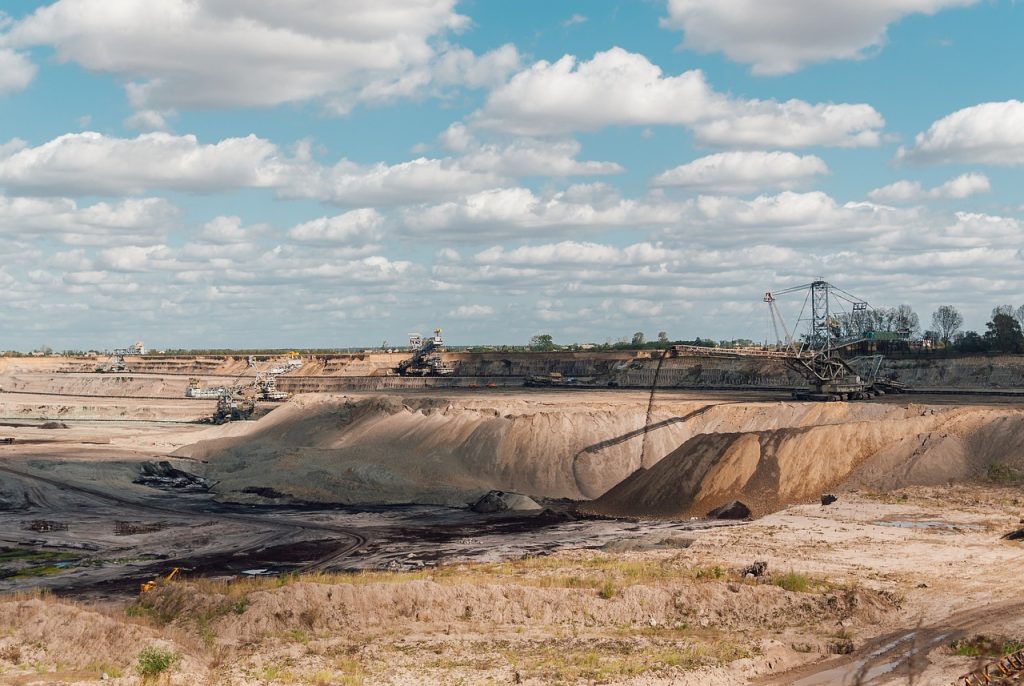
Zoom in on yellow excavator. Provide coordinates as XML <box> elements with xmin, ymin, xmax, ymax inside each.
<box><xmin>140</xmin><ymin>567</ymin><xmax>181</xmax><ymax>594</ymax></box>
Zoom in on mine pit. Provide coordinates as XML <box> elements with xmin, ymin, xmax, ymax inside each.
<box><xmin>2</xmin><ymin>353</ymin><xmax>1024</xmax><ymax>684</ymax></box>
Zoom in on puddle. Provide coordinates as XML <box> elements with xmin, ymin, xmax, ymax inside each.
<box><xmin>792</xmin><ymin>632</ymin><xmax>950</xmax><ymax>686</ymax></box>
<box><xmin>873</xmin><ymin>520</ymin><xmax>982</xmax><ymax>532</ymax></box>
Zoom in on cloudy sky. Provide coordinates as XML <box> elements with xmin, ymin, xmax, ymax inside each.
<box><xmin>1</xmin><ymin>0</ymin><xmax>1022</xmax><ymax>350</ymax></box>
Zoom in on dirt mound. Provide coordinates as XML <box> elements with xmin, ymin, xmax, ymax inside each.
<box><xmin>590</xmin><ymin>407</ymin><xmax>1024</xmax><ymax>518</ymax></box>
<box><xmin>177</xmin><ymin>394</ymin><xmax>925</xmax><ymax>507</ymax></box>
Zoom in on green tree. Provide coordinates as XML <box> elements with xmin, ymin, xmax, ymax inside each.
<box><xmin>931</xmin><ymin>305</ymin><xmax>964</xmax><ymax>343</ymax></box>
<box><xmin>985</xmin><ymin>313</ymin><xmax>1024</xmax><ymax>353</ymax></box>
<box><xmin>657</xmin><ymin>331</ymin><xmax>669</xmax><ymax>344</ymax></box>
<box><xmin>631</xmin><ymin>331</ymin><xmax>645</xmax><ymax>346</ymax></box>
<box><xmin>528</xmin><ymin>334</ymin><xmax>556</xmax><ymax>352</ymax></box>
<box><xmin>955</xmin><ymin>331</ymin><xmax>987</xmax><ymax>353</ymax></box>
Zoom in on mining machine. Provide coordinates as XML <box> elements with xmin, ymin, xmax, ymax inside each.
<box><xmin>95</xmin><ymin>353</ymin><xmax>128</xmax><ymax>373</ymax></box>
<box><xmin>247</xmin><ymin>355</ymin><xmax>291</xmax><ymax>401</ymax></box>
<box><xmin>398</xmin><ymin>328</ymin><xmax>456</xmax><ymax>376</ymax></box>
<box><xmin>672</xmin><ymin>280</ymin><xmax>907</xmax><ymax>401</ymax></box>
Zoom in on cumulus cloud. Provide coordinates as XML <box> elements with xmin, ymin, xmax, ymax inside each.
<box><xmin>0</xmin><ymin>48</ymin><xmax>36</xmax><ymax>95</ymax></box>
<box><xmin>124</xmin><ymin>109</ymin><xmax>171</xmax><ymax>132</ymax></box>
<box><xmin>471</xmin><ymin>48</ymin><xmax>884</xmax><ymax>146</ymax></box>
<box><xmin>0</xmin><ymin>129</ymin><xmax>620</xmax><ymax>203</ymax></box>
<box><xmin>898</xmin><ymin>100</ymin><xmax>1024</xmax><ymax>165</ymax></box>
<box><xmin>474</xmin><ymin>242</ymin><xmax>677</xmax><ymax>266</ymax></box>
<box><xmin>287</xmin><ymin>209</ymin><xmax>385</xmax><ymax>244</ymax></box>
<box><xmin>448</xmin><ymin>304</ymin><xmax>495</xmax><ymax>318</ymax></box>
<box><xmin>868</xmin><ymin>173</ymin><xmax>991</xmax><ymax>203</ymax></box>
<box><xmin>0</xmin><ymin>194</ymin><xmax>179</xmax><ymax>245</ymax></box>
<box><xmin>2</xmin><ymin>0</ymin><xmax>511</xmax><ymax>113</ymax></box>
<box><xmin>0</xmin><ymin>132</ymin><xmax>279</xmax><ymax>195</ymax></box>
<box><xmin>403</xmin><ymin>185</ymin><xmax>684</xmax><ymax>239</ymax></box>
<box><xmin>661</xmin><ymin>0</ymin><xmax>978</xmax><ymax>75</ymax></box>
<box><xmin>653</xmin><ymin>151</ymin><xmax>828</xmax><ymax>193</ymax></box>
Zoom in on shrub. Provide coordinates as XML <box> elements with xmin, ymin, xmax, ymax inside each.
<box><xmin>136</xmin><ymin>646</ymin><xmax>178</xmax><ymax>678</ymax></box>
<box><xmin>598</xmin><ymin>580</ymin><xmax>616</xmax><ymax>599</ymax></box>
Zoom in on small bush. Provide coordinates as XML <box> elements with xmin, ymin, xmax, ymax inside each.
<box><xmin>136</xmin><ymin>646</ymin><xmax>178</xmax><ymax>678</ymax></box>
<box><xmin>774</xmin><ymin>570</ymin><xmax>810</xmax><ymax>593</ymax></box>
<box><xmin>598</xmin><ymin>580</ymin><xmax>616</xmax><ymax>599</ymax></box>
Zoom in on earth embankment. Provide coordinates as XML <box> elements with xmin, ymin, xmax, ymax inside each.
<box><xmin>591</xmin><ymin>404</ymin><xmax>1024</xmax><ymax>518</ymax></box>
<box><xmin>176</xmin><ymin>392</ymin><xmax>1024</xmax><ymax>513</ymax></box>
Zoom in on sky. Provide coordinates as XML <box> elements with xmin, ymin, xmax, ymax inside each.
<box><xmin>1</xmin><ymin>0</ymin><xmax>1023</xmax><ymax>351</ymax></box>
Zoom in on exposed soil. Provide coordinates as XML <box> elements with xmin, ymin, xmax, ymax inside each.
<box><xmin>2</xmin><ymin>356</ymin><xmax>1024</xmax><ymax>684</ymax></box>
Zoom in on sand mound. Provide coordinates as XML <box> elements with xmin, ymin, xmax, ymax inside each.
<box><xmin>0</xmin><ymin>597</ymin><xmax>199</xmax><ymax>678</ymax></box>
<box><xmin>177</xmin><ymin>393</ymin><xmax>934</xmax><ymax>507</ymax></box>
<box><xmin>591</xmin><ymin>406</ymin><xmax>1024</xmax><ymax>518</ymax></box>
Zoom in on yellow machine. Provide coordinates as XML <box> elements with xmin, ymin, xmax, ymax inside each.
<box><xmin>140</xmin><ymin>567</ymin><xmax>180</xmax><ymax>594</ymax></box>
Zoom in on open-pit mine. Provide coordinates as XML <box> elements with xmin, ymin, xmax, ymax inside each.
<box><xmin>2</xmin><ymin>350</ymin><xmax>1024</xmax><ymax>685</ymax></box>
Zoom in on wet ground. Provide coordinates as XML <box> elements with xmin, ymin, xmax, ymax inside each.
<box><xmin>0</xmin><ymin>455</ymin><xmax>734</xmax><ymax>600</ymax></box>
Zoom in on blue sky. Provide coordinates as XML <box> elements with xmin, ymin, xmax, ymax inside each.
<box><xmin>0</xmin><ymin>0</ymin><xmax>1022</xmax><ymax>350</ymax></box>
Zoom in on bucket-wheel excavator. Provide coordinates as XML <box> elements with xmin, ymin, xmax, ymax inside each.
<box><xmin>398</xmin><ymin>329</ymin><xmax>455</xmax><ymax>376</ymax></box>
<box><xmin>672</xmin><ymin>280</ymin><xmax>907</xmax><ymax>401</ymax></box>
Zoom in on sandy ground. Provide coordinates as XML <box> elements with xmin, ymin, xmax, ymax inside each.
<box><xmin>1</xmin><ymin>487</ymin><xmax>1022</xmax><ymax>685</ymax></box>
<box><xmin>2</xmin><ymin>360</ymin><xmax>1024</xmax><ymax>684</ymax></box>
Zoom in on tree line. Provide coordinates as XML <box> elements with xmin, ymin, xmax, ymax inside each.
<box><xmin>527</xmin><ymin>302</ymin><xmax>1024</xmax><ymax>355</ymax></box>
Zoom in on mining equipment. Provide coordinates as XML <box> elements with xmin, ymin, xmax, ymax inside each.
<box><xmin>671</xmin><ymin>280</ymin><xmax>907</xmax><ymax>401</ymax></box>
<box><xmin>185</xmin><ymin>377</ymin><xmax>228</xmax><ymax>399</ymax></box>
<box><xmin>247</xmin><ymin>355</ymin><xmax>291</xmax><ymax>401</ymax></box>
<box><xmin>95</xmin><ymin>354</ymin><xmax>128</xmax><ymax>373</ymax></box>
<box><xmin>955</xmin><ymin>646</ymin><xmax>1024</xmax><ymax>685</ymax></box>
<box><xmin>397</xmin><ymin>328</ymin><xmax>456</xmax><ymax>376</ymax></box>
<box><xmin>140</xmin><ymin>567</ymin><xmax>180</xmax><ymax>594</ymax></box>
<box><xmin>213</xmin><ymin>391</ymin><xmax>255</xmax><ymax>423</ymax></box>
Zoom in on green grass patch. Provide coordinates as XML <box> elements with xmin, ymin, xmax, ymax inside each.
<box><xmin>950</xmin><ymin>636</ymin><xmax>1024</xmax><ymax>658</ymax></box>
<box><xmin>773</xmin><ymin>570</ymin><xmax>811</xmax><ymax>593</ymax></box>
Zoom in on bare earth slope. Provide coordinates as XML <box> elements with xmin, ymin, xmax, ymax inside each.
<box><xmin>591</xmin><ymin>405</ymin><xmax>1024</xmax><ymax>518</ymax></box>
<box><xmin>176</xmin><ymin>392</ymin><xmax>1024</xmax><ymax>513</ymax></box>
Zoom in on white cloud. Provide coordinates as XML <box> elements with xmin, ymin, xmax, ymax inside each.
<box><xmin>287</xmin><ymin>209</ymin><xmax>385</xmax><ymax>244</ymax></box>
<box><xmin>653</xmin><ymin>151</ymin><xmax>828</xmax><ymax>193</ymax></box>
<box><xmin>899</xmin><ymin>100</ymin><xmax>1024</xmax><ymax>165</ymax></box>
<box><xmin>430</xmin><ymin>44</ymin><xmax>521</xmax><ymax>89</ymax></box>
<box><xmin>3</xmin><ymin>0</ymin><xmax>507</xmax><ymax>114</ymax></box>
<box><xmin>868</xmin><ymin>172</ymin><xmax>991</xmax><ymax>203</ymax></box>
<box><xmin>0</xmin><ymin>48</ymin><xmax>36</xmax><ymax>95</ymax></box>
<box><xmin>563</xmin><ymin>14</ymin><xmax>587</xmax><ymax>27</ymax></box>
<box><xmin>448</xmin><ymin>304</ymin><xmax>495</xmax><ymax>318</ymax></box>
<box><xmin>661</xmin><ymin>0</ymin><xmax>978</xmax><ymax>75</ymax></box>
<box><xmin>281</xmin><ymin>132</ymin><xmax>622</xmax><ymax>205</ymax></box>
<box><xmin>692</xmin><ymin>99</ymin><xmax>883</xmax><ymax>148</ymax></box>
<box><xmin>473</xmin><ymin>49</ymin><xmax>718</xmax><ymax>135</ymax></box>
<box><xmin>472</xmin><ymin>48</ymin><xmax>884</xmax><ymax>147</ymax></box>
<box><xmin>474</xmin><ymin>242</ymin><xmax>677</xmax><ymax>266</ymax></box>
<box><xmin>0</xmin><ymin>194</ymin><xmax>178</xmax><ymax>245</ymax></box>
<box><xmin>198</xmin><ymin>215</ymin><xmax>262</xmax><ymax>244</ymax></box>
<box><xmin>0</xmin><ymin>128</ymin><xmax>622</xmax><ymax>203</ymax></box>
<box><xmin>404</xmin><ymin>185</ymin><xmax>683</xmax><ymax>239</ymax></box>
<box><xmin>0</xmin><ymin>132</ymin><xmax>278</xmax><ymax>195</ymax></box>
<box><xmin>124</xmin><ymin>109</ymin><xmax>171</xmax><ymax>132</ymax></box>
